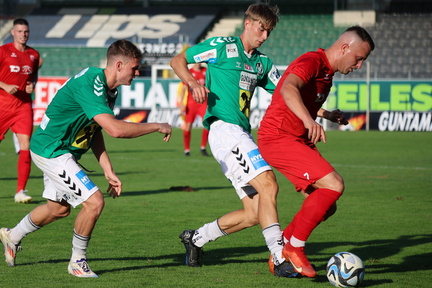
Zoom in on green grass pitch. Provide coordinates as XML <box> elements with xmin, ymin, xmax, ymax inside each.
<box><xmin>0</xmin><ymin>128</ymin><xmax>431</xmax><ymax>287</ymax></box>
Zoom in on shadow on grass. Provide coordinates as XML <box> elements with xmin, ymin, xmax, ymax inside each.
<box><xmin>108</xmin><ymin>149</ymin><xmax>178</xmax><ymax>154</ymax></box>
<box><xmin>0</xmin><ymin>170</ymin><xmax>142</xmax><ymax>182</ymax></box>
<box><xmin>16</xmin><ymin>245</ymin><xmax>268</xmax><ymax>275</ymax></box>
<box><xmin>0</xmin><ymin>175</ymin><xmax>43</xmax><ymax>181</ymax></box>
<box><xmin>14</xmin><ymin>234</ymin><xmax>430</xmax><ymax>284</ymax></box>
<box><xmin>119</xmin><ymin>186</ymin><xmax>232</xmax><ymax>197</ymax></box>
<box><xmin>0</xmin><ymin>183</ymin><xmax>231</xmax><ymax>203</ymax></box>
<box><xmin>308</xmin><ymin>234</ymin><xmax>432</xmax><ymax>286</ymax></box>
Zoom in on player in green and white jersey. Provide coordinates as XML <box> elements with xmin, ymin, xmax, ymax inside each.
<box><xmin>171</xmin><ymin>3</ymin><xmax>298</xmax><ymax>278</ymax></box>
<box><xmin>189</xmin><ymin>36</ymin><xmax>280</xmax><ymax>133</ymax></box>
<box><xmin>0</xmin><ymin>40</ymin><xmax>172</xmax><ymax>277</ymax></box>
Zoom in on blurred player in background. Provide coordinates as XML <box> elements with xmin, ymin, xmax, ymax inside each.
<box><xmin>0</xmin><ymin>18</ymin><xmax>40</xmax><ymax>203</ymax></box>
<box><xmin>176</xmin><ymin>63</ymin><xmax>209</xmax><ymax>156</ymax></box>
<box><xmin>0</xmin><ymin>39</ymin><xmax>172</xmax><ymax>277</ymax></box>
<box><xmin>258</xmin><ymin>26</ymin><xmax>375</xmax><ymax>278</ymax></box>
<box><xmin>12</xmin><ymin>56</ymin><xmax>43</xmax><ymax>154</ymax></box>
<box><xmin>171</xmin><ymin>3</ymin><xmax>298</xmax><ymax>278</ymax></box>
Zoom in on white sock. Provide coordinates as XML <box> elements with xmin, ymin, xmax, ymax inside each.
<box><xmin>71</xmin><ymin>230</ymin><xmax>90</xmax><ymax>261</ymax></box>
<box><xmin>192</xmin><ymin>219</ymin><xmax>227</xmax><ymax>248</ymax></box>
<box><xmin>262</xmin><ymin>223</ymin><xmax>285</xmax><ymax>265</ymax></box>
<box><xmin>10</xmin><ymin>214</ymin><xmax>41</xmax><ymax>244</ymax></box>
<box><xmin>290</xmin><ymin>235</ymin><xmax>306</xmax><ymax>247</ymax></box>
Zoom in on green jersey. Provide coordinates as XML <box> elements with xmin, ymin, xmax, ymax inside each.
<box><xmin>185</xmin><ymin>36</ymin><xmax>280</xmax><ymax>132</ymax></box>
<box><xmin>31</xmin><ymin>67</ymin><xmax>116</xmax><ymax>159</ymax></box>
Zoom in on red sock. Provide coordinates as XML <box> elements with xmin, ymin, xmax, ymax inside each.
<box><xmin>201</xmin><ymin>129</ymin><xmax>209</xmax><ymax>148</ymax></box>
<box><xmin>283</xmin><ymin>213</ymin><xmax>298</xmax><ymax>240</ymax></box>
<box><xmin>290</xmin><ymin>188</ymin><xmax>342</xmax><ymax>242</ymax></box>
<box><xmin>183</xmin><ymin>130</ymin><xmax>191</xmax><ymax>151</ymax></box>
<box><xmin>17</xmin><ymin>150</ymin><xmax>31</xmax><ymax>192</ymax></box>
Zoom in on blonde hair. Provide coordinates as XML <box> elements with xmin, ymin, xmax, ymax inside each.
<box><xmin>244</xmin><ymin>2</ymin><xmax>280</xmax><ymax>31</ymax></box>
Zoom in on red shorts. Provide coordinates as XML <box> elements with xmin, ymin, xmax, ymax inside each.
<box><xmin>258</xmin><ymin>134</ymin><xmax>334</xmax><ymax>192</ymax></box>
<box><xmin>185</xmin><ymin>100</ymin><xmax>206</xmax><ymax>124</ymax></box>
<box><xmin>0</xmin><ymin>103</ymin><xmax>33</xmax><ymax>140</ymax></box>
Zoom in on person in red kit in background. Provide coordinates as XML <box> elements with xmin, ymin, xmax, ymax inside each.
<box><xmin>258</xmin><ymin>26</ymin><xmax>374</xmax><ymax>278</ymax></box>
<box><xmin>177</xmin><ymin>63</ymin><xmax>209</xmax><ymax>156</ymax></box>
<box><xmin>0</xmin><ymin>18</ymin><xmax>40</xmax><ymax>203</ymax></box>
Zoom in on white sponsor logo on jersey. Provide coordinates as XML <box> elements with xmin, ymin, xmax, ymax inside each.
<box><xmin>193</xmin><ymin>49</ymin><xmax>217</xmax><ymax>63</ymax></box>
<box><xmin>244</xmin><ymin>63</ymin><xmax>253</xmax><ymax>72</ymax></box>
<box><xmin>239</xmin><ymin>71</ymin><xmax>257</xmax><ymax>91</ymax></box>
<box><xmin>40</xmin><ymin>114</ymin><xmax>50</xmax><ymax>130</ymax></box>
<box><xmin>268</xmin><ymin>65</ymin><xmax>281</xmax><ymax>85</ymax></box>
<box><xmin>21</xmin><ymin>65</ymin><xmax>33</xmax><ymax>75</ymax></box>
<box><xmin>226</xmin><ymin>43</ymin><xmax>238</xmax><ymax>58</ymax></box>
<box><xmin>9</xmin><ymin>65</ymin><xmax>20</xmax><ymax>73</ymax></box>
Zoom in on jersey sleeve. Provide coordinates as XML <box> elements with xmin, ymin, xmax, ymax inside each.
<box><xmin>258</xmin><ymin>57</ymin><xmax>281</xmax><ymax>94</ymax></box>
<box><xmin>185</xmin><ymin>37</ymin><xmax>233</xmax><ymax>64</ymax></box>
<box><xmin>289</xmin><ymin>53</ymin><xmax>322</xmax><ymax>85</ymax></box>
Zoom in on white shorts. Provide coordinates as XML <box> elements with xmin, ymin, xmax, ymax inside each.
<box><xmin>209</xmin><ymin>120</ymin><xmax>271</xmax><ymax>199</ymax></box>
<box><xmin>31</xmin><ymin>151</ymin><xmax>99</xmax><ymax>208</ymax></box>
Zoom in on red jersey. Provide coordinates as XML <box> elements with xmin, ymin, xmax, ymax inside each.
<box><xmin>259</xmin><ymin>48</ymin><xmax>334</xmax><ymax>139</ymax></box>
<box><xmin>0</xmin><ymin>43</ymin><xmax>40</xmax><ymax>110</ymax></box>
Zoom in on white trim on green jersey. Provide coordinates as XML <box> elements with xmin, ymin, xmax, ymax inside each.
<box><xmin>30</xmin><ymin>67</ymin><xmax>116</xmax><ymax>159</ymax></box>
<box><xmin>185</xmin><ymin>36</ymin><xmax>280</xmax><ymax>132</ymax></box>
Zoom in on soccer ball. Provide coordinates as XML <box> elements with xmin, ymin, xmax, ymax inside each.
<box><xmin>326</xmin><ymin>252</ymin><xmax>365</xmax><ymax>287</ymax></box>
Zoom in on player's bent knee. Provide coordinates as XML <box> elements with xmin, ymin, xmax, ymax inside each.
<box><xmin>83</xmin><ymin>191</ymin><xmax>105</xmax><ymax>215</ymax></box>
<box><xmin>244</xmin><ymin>213</ymin><xmax>259</xmax><ymax>227</ymax></box>
<box><xmin>51</xmin><ymin>207</ymin><xmax>71</xmax><ymax>219</ymax></box>
<box><xmin>323</xmin><ymin>202</ymin><xmax>337</xmax><ymax>221</ymax></box>
<box><xmin>245</xmin><ymin>218</ymin><xmax>259</xmax><ymax>228</ymax></box>
<box><xmin>254</xmin><ymin>171</ymin><xmax>279</xmax><ymax>197</ymax></box>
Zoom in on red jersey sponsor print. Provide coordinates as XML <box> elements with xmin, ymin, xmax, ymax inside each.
<box><xmin>259</xmin><ymin>48</ymin><xmax>334</xmax><ymax>139</ymax></box>
<box><xmin>0</xmin><ymin>43</ymin><xmax>40</xmax><ymax>110</ymax></box>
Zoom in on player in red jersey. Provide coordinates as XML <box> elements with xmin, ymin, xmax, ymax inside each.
<box><xmin>258</xmin><ymin>26</ymin><xmax>375</xmax><ymax>278</ymax></box>
<box><xmin>0</xmin><ymin>18</ymin><xmax>41</xmax><ymax>203</ymax></box>
<box><xmin>177</xmin><ymin>63</ymin><xmax>209</xmax><ymax>156</ymax></box>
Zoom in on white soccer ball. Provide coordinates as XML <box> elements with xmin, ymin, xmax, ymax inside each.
<box><xmin>326</xmin><ymin>252</ymin><xmax>365</xmax><ymax>287</ymax></box>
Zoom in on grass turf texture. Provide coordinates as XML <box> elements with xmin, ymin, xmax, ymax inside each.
<box><xmin>0</xmin><ymin>128</ymin><xmax>431</xmax><ymax>288</ymax></box>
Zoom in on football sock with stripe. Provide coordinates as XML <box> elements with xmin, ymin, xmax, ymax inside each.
<box><xmin>10</xmin><ymin>214</ymin><xmax>41</xmax><ymax>244</ymax></box>
<box><xmin>71</xmin><ymin>231</ymin><xmax>91</xmax><ymax>261</ymax></box>
<box><xmin>192</xmin><ymin>219</ymin><xmax>227</xmax><ymax>248</ymax></box>
<box><xmin>262</xmin><ymin>223</ymin><xmax>285</xmax><ymax>265</ymax></box>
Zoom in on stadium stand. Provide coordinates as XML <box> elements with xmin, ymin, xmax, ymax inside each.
<box><xmin>233</xmin><ymin>12</ymin><xmax>432</xmax><ymax>80</ymax></box>
<box><xmin>0</xmin><ymin>0</ymin><xmax>430</xmax><ymax>79</ymax></box>
<box><xmin>37</xmin><ymin>47</ymin><xmax>106</xmax><ymax>77</ymax></box>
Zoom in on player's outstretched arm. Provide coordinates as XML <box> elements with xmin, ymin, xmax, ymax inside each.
<box><xmin>94</xmin><ymin>113</ymin><xmax>172</xmax><ymax>141</ymax></box>
<box><xmin>319</xmin><ymin>109</ymin><xmax>349</xmax><ymax>125</ymax></box>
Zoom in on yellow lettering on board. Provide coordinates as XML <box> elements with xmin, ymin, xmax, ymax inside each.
<box><xmin>391</xmin><ymin>84</ymin><xmax>411</xmax><ymax>110</ymax></box>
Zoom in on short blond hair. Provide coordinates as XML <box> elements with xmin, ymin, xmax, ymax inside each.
<box><xmin>244</xmin><ymin>2</ymin><xmax>280</xmax><ymax>31</ymax></box>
